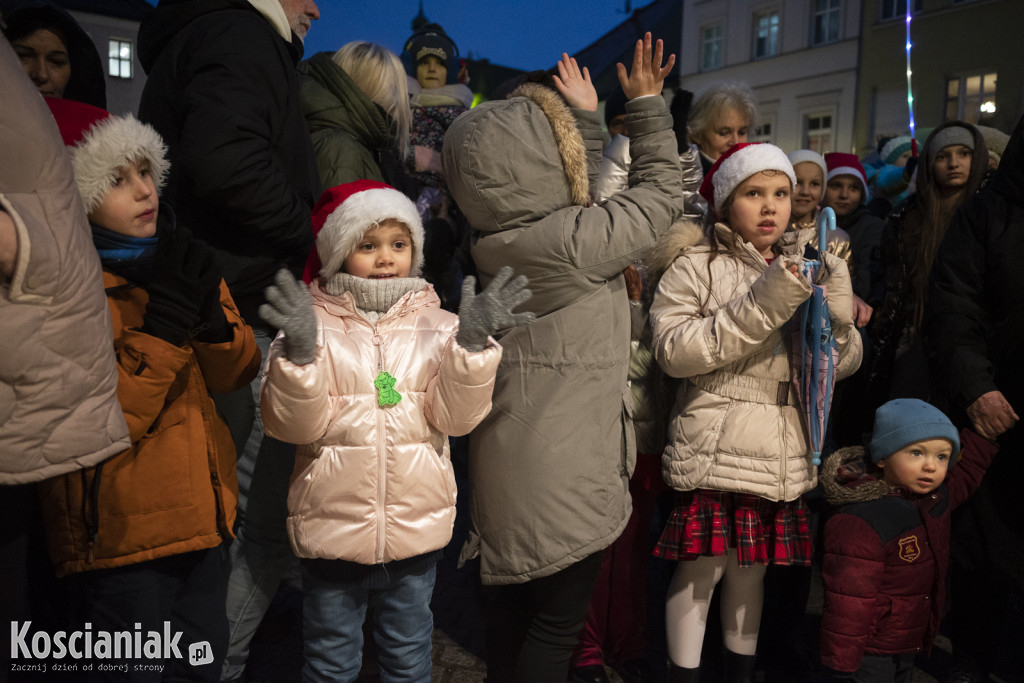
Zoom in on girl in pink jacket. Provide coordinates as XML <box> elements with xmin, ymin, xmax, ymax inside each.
<box><xmin>257</xmin><ymin>180</ymin><xmax>533</xmax><ymax>682</ymax></box>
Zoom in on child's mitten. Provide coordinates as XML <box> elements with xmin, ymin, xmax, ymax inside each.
<box><xmin>259</xmin><ymin>269</ymin><xmax>317</xmax><ymax>365</ymax></box>
<box><xmin>456</xmin><ymin>266</ymin><xmax>536</xmax><ymax>351</ymax></box>
<box><xmin>142</xmin><ymin>226</ymin><xmax>213</xmax><ymax>345</ymax></box>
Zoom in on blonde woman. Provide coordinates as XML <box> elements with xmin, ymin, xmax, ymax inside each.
<box><xmin>687</xmin><ymin>82</ymin><xmax>759</xmax><ymax>174</ymax></box>
<box><xmin>298</xmin><ymin>41</ymin><xmax>411</xmax><ymax>192</ymax></box>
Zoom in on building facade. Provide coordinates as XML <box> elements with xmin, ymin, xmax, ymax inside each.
<box><xmin>59</xmin><ymin>0</ymin><xmax>151</xmax><ymax>116</ymax></box>
<box><xmin>678</xmin><ymin>0</ymin><xmax>862</xmax><ymax>154</ymax></box>
<box><xmin>855</xmin><ymin>0</ymin><xmax>1023</xmax><ymax>155</ymax></box>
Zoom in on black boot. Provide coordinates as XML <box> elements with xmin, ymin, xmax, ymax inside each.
<box><xmin>722</xmin><ymin>650</ymin><xmax>756</xmax><ymax>683</ymax></box>
<box><xmin>668</xmin><ymin>661</ymin><xmax>701</xmax><ymax>683</ymax></box>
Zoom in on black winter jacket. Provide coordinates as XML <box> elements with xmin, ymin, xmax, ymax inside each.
<box><xmin>836</xmin><ymin>204</ymin><xmax>884</xmax><ymax>303</ymax></box>
<box><xmin>926</xmin><ymin>113</ymin><xmax>1024</xmax><ymax>590</ymax></box>
<box><xmin>137</xmin><ymin>0</ymin><xmax>319</xmax><ymax>323</ymax></box>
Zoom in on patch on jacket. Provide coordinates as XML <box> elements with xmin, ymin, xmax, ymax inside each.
<box><xmin>898</xmin><ymin>535</ymin><xmax>921</xmax><ymax>563</ymax></box>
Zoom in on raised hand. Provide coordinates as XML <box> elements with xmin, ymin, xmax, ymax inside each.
<box><xmin>456</xmin><ymin>266</ymin><xmax>536</xmax><ymax>351</ymax></box>
<box><xmin>552</xmin><ymin>53</ymin><xmax>598</xmax><ymax>112</ymax></box>
<box><xmin>259</xmin><ymin>269</ymin><xmax>317</xmax><ymax>365</ymax></box>
<box><xmin>615</xmin><ymin>32</ymin><xmax>677</xmax><ymax>100</ymax></box>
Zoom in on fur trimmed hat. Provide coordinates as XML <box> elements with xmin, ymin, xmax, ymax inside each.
<box><xmin>824</xmin><ymin>152</ymin><xmax>869</xmax><ymax>200</ymax></box>
<box><xmin>787</xmin><ymin>149</ymin><xmax>827</xmax><ymax>183</ymax></box>
<box><xmin>869</xmin><ymin>398</ymin><xmax>960</xmax><ymax>464</ymax></box>
<box><xmin>698</xmin><ymin>142</ymin><xmax>795</xmax><ymax>215</ymax></box>
<box><xmin>305</xmin><ymin>180</ymin><xmax>425</xmax><ymax>282</ymax></box>
<box><xmin>45</xmin><ymin>98</ymin><xmax>169</xmax><ymax>215</ymax></box>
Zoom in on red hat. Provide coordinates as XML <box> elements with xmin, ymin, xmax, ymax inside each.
<box><xmin>45</xmin><ymin>98</ymin><xmax>169</xmax><ymax>214</ymax></box>
<box><xmin>824</xmin><ymin>152</ymin><xmax>869</xmax><ymax>200</ymax></box>
<box><xmin>303</xmin><ymin>180</ymin><xmax>425</xmax><ymax>282</ymax></box>
<box><xmin>698</xmin><ymin>142</ymin><xmax>796</xmax><ymax>216</ymax></box>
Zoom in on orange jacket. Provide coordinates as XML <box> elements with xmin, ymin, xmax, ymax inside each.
<box><xmin>39</xmin><ymin>270</ymin><xmax>260</xmax><ymax>576</ymax></box>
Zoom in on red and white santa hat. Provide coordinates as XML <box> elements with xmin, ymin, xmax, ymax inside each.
<box><xmin>45</xmin><ymin>98</ymin><xmax>169</xmax><ymax>215</ymax></box>
<box><xmin>304</xmin><ymin>180</ymin><xmax>425</xmax><ymax>282</ymax></box>
<box><xmin>824</xmin><ymin>152</ymin><xmax>870</xmax><ymax>200</ymax></box>
<box><xmin>698</xmin><ymin>142</ymin><xmax>796</xmax><ymax>216</ymax></box>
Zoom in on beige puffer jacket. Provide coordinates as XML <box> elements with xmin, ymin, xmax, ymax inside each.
<box><xmin>650</xmin><ymin>222</ymin><xmax>863</xmax><ymax>502</ymax></box>
<box><xmin>0</xmin><ymin>40</ymin><xmax>129</xmax><ymax>483</ymax></box>
<box><xmin>260</xmin><ymin>281</ymin><xmax>501</xmax><ymax>565</ymax></box>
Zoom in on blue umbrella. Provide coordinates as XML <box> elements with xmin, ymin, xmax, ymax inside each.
<box><xmin>792</xmin><ymin>207</ymin><xmax>840</xmax><ymax>466</ymax></box>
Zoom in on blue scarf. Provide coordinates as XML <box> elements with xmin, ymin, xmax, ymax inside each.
<box><xmin>91</xmin><ymin>207</ymin><xmax>168</xmax><ymax>285</ymax></box>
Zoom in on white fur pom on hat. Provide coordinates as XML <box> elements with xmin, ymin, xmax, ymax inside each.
<box><xmin>698</xmin><ymin>142</ymin><xmax>796</xmax><ymax>215</ymax></box>
<box><xmin>45</xmin><ymin>98</ymin><xmax>169</xmax><ymax>215</ymax></box>
<box><xmin>309</xmin><ymin>180</ymin><xmax>425</xmax><ymax>281</ymax></box>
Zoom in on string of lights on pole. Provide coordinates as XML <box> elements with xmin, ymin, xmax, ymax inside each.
<box><xmin>905</xmin><ymin>5</ymin><xmax>915</xmax><ymax>139</ymax></box>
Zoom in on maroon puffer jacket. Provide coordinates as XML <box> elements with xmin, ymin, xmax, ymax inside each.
<box><xmin>819</xmin><ymin>429</ymin><xmax>997</xmax><ymax>673</ymax></box>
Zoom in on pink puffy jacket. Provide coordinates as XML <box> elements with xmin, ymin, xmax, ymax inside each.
<box><xmin>261</xmin><ymin>281</ymin><xmax>501</xmax><ymax>565</ymax></box>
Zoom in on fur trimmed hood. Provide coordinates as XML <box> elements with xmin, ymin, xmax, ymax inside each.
<box><xmin>821</xmin><ymin>445</ymin><xmax>893</xmax><ymax>507</ymax></box>
<box><xmin>442</xmin><ymin>81</ymin><xmax>590</xmax><ymax>235</ymax></box>
<box><xmin>646</xmin><ymin>220</ymin><xmax>818</xmax><ymax>281</ymax></box>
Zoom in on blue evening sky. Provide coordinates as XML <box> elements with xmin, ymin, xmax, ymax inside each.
<box><xmin>304</xmin><ymin>0</ymin><xmax>650</xmax><ymax>71</ymax></box>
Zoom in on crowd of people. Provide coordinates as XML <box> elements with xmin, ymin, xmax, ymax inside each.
<box><xmin>1</xmin><ymin>2</ymin><xmax>1021</xmax><ymax>683</ymax></box>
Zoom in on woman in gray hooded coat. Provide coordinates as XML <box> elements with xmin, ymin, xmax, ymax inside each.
<box><xmin>442</xmin><ymin>34</ymin><xmax>683</xmax><ymax>682</ymax></box>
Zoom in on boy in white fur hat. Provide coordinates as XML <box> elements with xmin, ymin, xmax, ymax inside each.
<box><xmin>257</xmin><ymin>180</ymin><xmax>534</xmax><ymax>682</ymax></box>
<box><xmin>39</xmin><ymin>98</ymin><xmax>260</xmax><ymax>679</ymax></box>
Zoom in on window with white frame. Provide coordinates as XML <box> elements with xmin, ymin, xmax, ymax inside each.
<box><xmin>752</xmin><ymin>10</ymin><xmax>780</xmax><ymax>59</ymax></box>
<box><xmin>880</xmin><ymin>0</ymin><xmax>922</xmax><ymax>20</ymax></box>
<box><xmin>701</xmin><ymin>24</ymin><xmax>723</xmax><ymax>71</ymax></box>
<box><xmin>108</xmin><ymin>39</ymin><xmax>132</xmax><ymax>79</ymax></box>
<box><xmin>811</xmin><ymin>0</ymin><xmax>841</xmax><ymax>45</ymax></box>
<box><xmin>803</xmin><ymin>112</ymin><xmax>834</xmax><ymax>153</ymax></box>
<box><xmin>946</xmin><ymin>72</ymin><xmax>997</xmax><ymax>125</ymax></box>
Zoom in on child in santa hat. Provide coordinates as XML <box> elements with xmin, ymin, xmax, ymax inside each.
<box><xmin>38</xmin><ymin>98</ymin><xmax>260</xmax><ymax>678</ymax></box>
<box><xmin>647</xmin><ymin>142</ymin><xmax>862</xmax><ymax>681</ymax></box>
<box><xmin>257</xmin><ymin>179</ymin><xmax>533</xmax><ymax>682</ymax></box>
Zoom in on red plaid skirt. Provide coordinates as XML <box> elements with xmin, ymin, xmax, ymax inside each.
<box><xmin>653</xmin><ymin>489</ymin><xmax>812</xmax><ymax>567</ymax></box>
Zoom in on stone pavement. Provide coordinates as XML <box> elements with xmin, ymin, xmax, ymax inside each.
<box><xmin>243</xmin><ymin>470</ymin><xmax>1024</xmax><ymax>683</ymax></box>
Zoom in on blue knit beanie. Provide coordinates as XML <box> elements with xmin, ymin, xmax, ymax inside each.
<box><xmin>869</xmin><ymin>399</ymin><xmax>960</xmax><ymax>463</ymax></box>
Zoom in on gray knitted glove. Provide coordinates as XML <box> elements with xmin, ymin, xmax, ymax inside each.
<box><xmin>456</xmin><ymin>266</ymin><xmax>536</xmax><ymax>351</ymax></box>
<box><xmin>259</xmin><ymin>269</ymin><xmax>317</xmax><ymax>365</ymax></box>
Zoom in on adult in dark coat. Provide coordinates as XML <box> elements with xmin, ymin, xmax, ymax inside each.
<box><xmin>925</xmin><ymin>111</ymin><xmax>1024</xmax><ymax>682</ymax></box>
<box><xmin>1</xmin><ymin>0</ymin><xmax>106</xmax><ymax>107</ymax></box>
<box><xmin>136</xmin><ymin>1</ymin><xmax>320</xmax><ymax>680</ymax></box>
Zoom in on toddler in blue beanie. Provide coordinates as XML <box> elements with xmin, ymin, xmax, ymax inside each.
<box><xmin>817</xmin><ymin>399</ymin><xmax>999</xmax><ymax>681</ymax></box>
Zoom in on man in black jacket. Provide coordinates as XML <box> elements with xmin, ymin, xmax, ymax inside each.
<box><xmin>926</xmin><ymin>112</ymin><xmax>1024</xmax><ymax>682</ymax></box>
<box><xmin>137</xmin><ymin>1</ymin><xmax>320</xmax><ymax>680</ymax></box>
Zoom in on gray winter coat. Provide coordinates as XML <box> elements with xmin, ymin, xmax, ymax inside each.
<box><xmin>443</xmin><ymin>87</ymin><xmax>684</xmax><ymax>584</ymax></box>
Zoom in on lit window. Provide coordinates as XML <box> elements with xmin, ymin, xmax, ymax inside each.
<box><xmin>811</xmin><ymin>0</ymin><xmax>841</xmax><ymax>45</ymax></box>
<box><xmin>753</xmin><ymin>11</ymin><xmax>780</xmax><ymax>59</ymax></box>
<box><xmin>108</xmin><ymin>39</ymin><xmax>132</xmax><ymax>79</ymax></box>
<box><xmin>701</xmin><ymin>24</ymin><xmax>723</xmax><ymax>71</ymax></box>
<box><xmin>880</xmin><ymin>0</ymin><xmax>922</xmax><ymax>21</ymax></box>
<box><xmin>751</xmin><ymin>119</ymin><xmax>775</xmax><ymax>143</ymax></box>
<box><xmin>804</xmin><ymin>113</ymin><xmax>834</xmax><ymax>153</ymax></box>
<box><xmin>946</xmin><ymin>72</ymin><xmax>997</xmax><ymax>125</ymax></box>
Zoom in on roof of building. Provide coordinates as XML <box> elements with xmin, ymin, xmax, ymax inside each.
<box><xmin>55</xmin><ymin>0</ymin><xmax>153</xmax><ymax>21</ymax></box>
<box><xmin>569</xmin><ymin>0</ymin><xmax>682</xmax><ymax>98</ymax></box>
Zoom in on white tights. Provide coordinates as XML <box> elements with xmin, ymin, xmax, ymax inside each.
<box><xmin>665</xmin><ymin>550</ymin><xmax>767</xmax><ymax>668</ymax></box>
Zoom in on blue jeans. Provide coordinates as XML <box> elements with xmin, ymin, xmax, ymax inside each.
<box><xmin>301</xmin><ymin>561</ymin><xmax>437</xmax><ymax>683</ymax></box>
<box><xmin>218</xmin><ymin>328</ymin><xmax>298</xmax><ymax>681</ymax></box>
